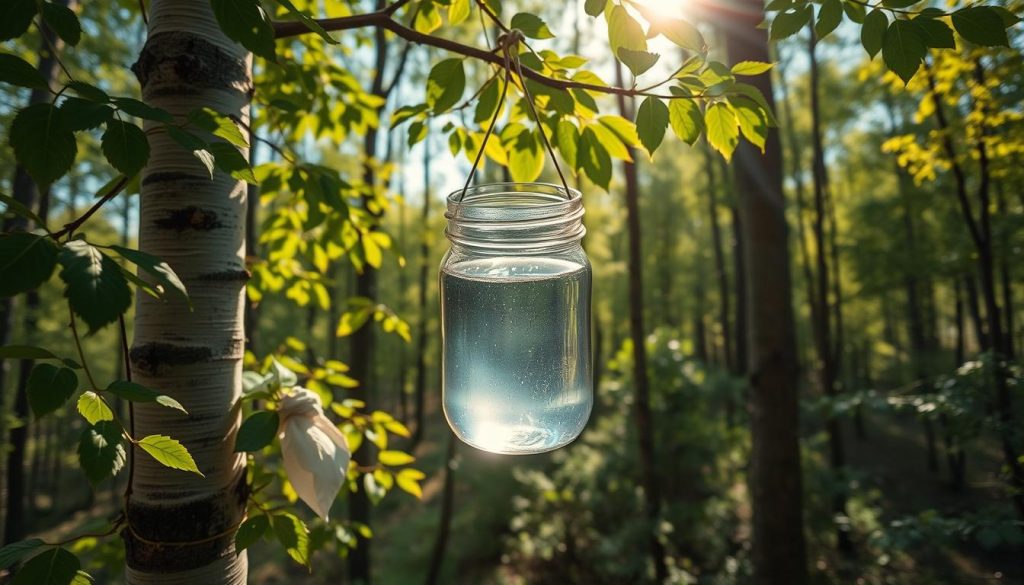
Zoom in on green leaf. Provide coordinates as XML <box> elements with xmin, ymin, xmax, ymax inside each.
<box><xmin>106</xmin><ymin>381</ymin><xmax>188</xmax><ymax>414</ymax></box>
<box><xmin>0</xmin><ymin>192</ymin><xmax>45</xmax><ymax>227</ymax></box>
<box><xmin>507</xmin><ymin>129</ymin><xmax>544</xmax><ymax>183</ymax></box>
<box><xmin>165</xmin><ymin>126</ymin><xmax>215</xmax><ymax>177</ymax></box>
<box><xmin>102</xmin><ymin>119</ymin><xmax>150</xmax><ymax>176</ymax></box>
<box><xmin>731</xmin><ymin>98</ymin><xmax>768</xmax><ymax>151</ymax></box>
<box><xmin>112</xmin><ymin>98</ymin><xmax>173</xmax><ymax>123</ymax></box>
<box><xmin>448</xmin><ymin>0</ymin><xmax>470</xmax><ymax>25</ymax></box>
<box><xmin>861</xmin><ymin>10</ymin><xmax>887</xmax><ymax>59</ymax></box>
<box><xmin>235</xmin><ymin>515</ymin><xmax>269</xmax><ymax>552</ymax></box>
<box><xmin>67</xmin><ymin>81</ymin><xmax>108</xmax><ymax>103</ymax></box>
<box><xmin>730</xmin><ymin>61</ymin><xmax>774</xmax><ymax>76</ymax></box>
<box><xmin>10</xmin><ymin>547</ymin><xmax>79</xmax><ymax>585</ymax></box>
<box><xmin>379</xmin><ymin>450</ymin><xmax>415</xmax><ymax>466</ymax></box>
<box><xmin>844</xmin><ymin>1</ymin><xmax>866</xmax><ymax>23</ymax></box>
<box><xmin>109</xmin><ymin>245</ymin><xmax>189</xmax><ymax>304</ymax></box>
<box><xmin>617</xmin><ymin>48</ymin><xmax>660</xmax><ymax>77</ymax></box>
<box><xmin>0</xmin><ymin>345</ymin><xmax>58</xmax><ymax>360</ymax></box>
<box><xmin>657</xmin><ymin>18</ymin><xmax>705</xmax><ymax>53</ymax></box>
<box><xmin>396</xmin><ymin>468</ymin><xmax>425</xmax><ymax>499</ymax></box>
<box><xmin>208</xmin><ymin>142</ymin><xmax>257</xmax><ymax>184</ymax></box>
<box><xmin>188</xmin><ymin>107</ymin><xmax>248</xmax><ymax>148</ymax></box>
<box><xmin>668</xmin><ymin>99</ymin><xmax>703</xmax><ymax>145</ymax></box>
<box><xmin>584</xmin><ymin>0</ymin><xmax>605</xmax><ymax>17</ymax></box>
<box><xmin>474</xmin><ymin>78</ymin><xmax>501</xmax><ymax>124</ymax></box>
<box><xmin>0</xmin><ymin>53</ymin><xmax>48</xmax><ymax>90</ymax></box>
<box><xmin>705</xmin><ymin>102</ymin><xmax>740</xmax><ymax>160</ymax></box>
<box><xmin>608</xmin><ymin>5</ymin><xmax>647</xmax><ymax>57</ymax></box>
<box><xmin>597</xmin><ymin>115</ymin><xmax>641</xmax><ymax>149</ymax></box>
<box><xmin>273</xmin><ymin>0</ymin><xmax>337</xmax><ymax>44</ymax></box>
<box><xmin>414</xmin><ymin>0</ymin><xmax>442</xmax><ymax>34</ymax></box>
<box><xmin>815</xmin><ymin>0</ymin><xmax>843</xmax><ymax>39</ymax></box>
<box><xmin>578</xmin><ymin>127</ymin><xmax>611</xmax><ymax>190</ymax></box>
<box><xmin>913</xmin><ymin>17</ymin><xmax>955</xmax><ymax>49</ymax></box>
<box><xmin>635</xmin><ymin>97</ymin><xmax>669</xmax><ymax>157</ymax></box>
<box><xmin>0</xmin><ymin>539</ymin><xmax>45</xmax><ymax>571</ymax></box>
<box><xmin>9</xmin><ymin>102</ymin><xmax>77</xmax><ymax>185</ymax></box>
<box><xmin>27</xmin><ymin>363</ymin><xmax>77</xmax><ymax>418</ymax></box>
<box><xmin>59</xmin><ymin>97</ymin><xmax>113</xmax><ymax>131</ymax></box>
<box><xmin>76</xmin><ymin>391</ymin><xmax>113</xmax><ymax>425</ymax></box>
<box><xmin>555</xmin><ymin>120</ymin><xmax>580</xmax><ymax>170</ymax></box>
<box><xmin>210</xmin><ymin>0</ymin><xmax>276</xmax><ymax>61</ymax></box>
<box><xmin>771</xmin><ymin>6</ymin><xmax>812</xmax><ymax>40</ymax></box>
<box><xmin>0</xmin><ymin>233</ymin><xmax>58</xmax><ymax>298</ymax></box>
<box><xmin>426</xmin><ymin>58</ymin><xmax>466</xmax><ymax>114</ymax></box>
<box><xmin>272</xmin><ymin>512</ymin><xmax>310</xmax><ymax>566</ymax></box>
<box><xmin>510</xmin><ymin>13</ymin><xmax>554</xmax><ymax>39</ymax></box>
<box><xmin>138</xmin><ymin>435</ymin><xmax>203</xmax><ymax>476</ymax></box>
<box><xmin>41</xmin><ymin>2</ymin><xmax>82</xmax><ymax>47</ymax></box>
<box><xmin>407</xmin><ymin>121</ymin><xmax>427</xmax><ymax>147</ymax></box>
<box><xmin>0</xmin><ymin>0</ymin><xmax>37</xmax><ymax>42</ymax></box>
<box><xmin>235</xmin><ymin>411</ymin><xmax>280</xmax><ymax>452</ymax></box>
<box><xmin>882</xmin><ymin>0</ymin><xmax>921</xmax><ymax>7</ymax></box>
<box><xmin>58</xmin><ymin>240</ymin><xmax>132</xmax><ymax>332</ymax></box>
<box><xmin>882</xmin><ymin>19</ymin><xmax>926</xmax><ymax>84</ymax></box>
<box><xmin>78</xmin><ymin>420</ymin><xmax>126</xmax><ymax>484</ymax></box>
<box><xmin>70</xmin><ymin>570</ymin><xmax>92</xmax><ymax>585</ymax></box>
<box><xmin>951</xmin><ymin>7</ymin><xmax>1009</xmax><ymax>47</ymax></box>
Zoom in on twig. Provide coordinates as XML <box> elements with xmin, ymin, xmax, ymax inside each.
<box><xmin>51</xmin><ymin>175</ymin><xmax>130</xmax><ymax>241</ymax></box>
<box><xmin>120</xmin><ymin>315</ymin><xmax>136</xmax><ymax>502</ymax></box>
<box><xmin>273</xmin><ymin>13</ymin><xmax>698</xmax><ymax>99</ymax></box>
<box><xmin>69</xmin><ymin>307</ymin><xmax>99</xmax><ymax>391</ymax></box>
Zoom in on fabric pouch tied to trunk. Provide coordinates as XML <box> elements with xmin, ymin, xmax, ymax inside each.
<box><xmin>278</xmin><ymin>387</ymin><xmax>351</xmax><ymax>520</ymax></box>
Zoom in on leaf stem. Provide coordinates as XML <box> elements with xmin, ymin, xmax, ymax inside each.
<box><xmin>68</xmin><ymin>306</ymin><xmax>99</xmax><ymax>391</ymax></box>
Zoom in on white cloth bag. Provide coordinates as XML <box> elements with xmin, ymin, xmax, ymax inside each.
<box><xmin>277</xmin><ymin>387</ymin><xmax>351</xmax><ymax>520</ymax></box>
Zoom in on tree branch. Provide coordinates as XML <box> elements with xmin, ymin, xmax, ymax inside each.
<box><xmin>272</xmin><ymin>13</ymin><xmax>695</xmax><ymax>99</ymax></box>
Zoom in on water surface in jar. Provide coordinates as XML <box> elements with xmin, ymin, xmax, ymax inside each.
<box><xmin>441</xmin><ymin>256</ymin><xmax>592</xmax><ymax>454</ymax></box>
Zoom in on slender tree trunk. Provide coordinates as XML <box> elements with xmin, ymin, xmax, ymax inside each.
<box><xmin>808</xmin><ymin>31</ymin><xmax>852</xmax><ymax>554</ymax></box>
<box><xmin>724</xmin><ymin>5</ymin><xmax>808</xmax><ymax>582</ymax></box>
<box><xmin>731</xmin><ymin>206</ymin><xmax>748</xmax><ymax>377</ymax></box>
<box><xmin>615</xmin><ymin>63</ymin><xmax>667</xmax><ymax>584</ymax></box>
<box><xmin>424</xmin><ymin>433</ymin><xmax>457</xmax><ymax>585</ymax></box>
<box><xmin>996</xmin><ymin>182</ymin><xmax>1015</xmax><ymax>360</ymax></box>
<box><xmin>1</xmin><ymin>0</ymin><xmax>72</xmax><ymax>541</ymax></box>
<box><xmin>777</xmin><ymin>52</ymin><xmax>817</xmax><ymax>370</ymax></box>
<box><xmin>410</xmin><ymin>130</ymin><xmax>432</xmax><ymax>452</ymax></box>
<box><xmin>965</xmin><ymin>276</ymin><xmax>987</xmax><ymax>351</ymax></box>
<box><xmin>925</xmin><ymin>61</ymin><xmax>1023</xmax><ymax>523</ymax></box>
<box><xmin>703</xmin><ymin>142</ymin><xmax>733</xmax><ymax>373</ymax></box>
<box><xmin>124</xmin><ymin>1</ymin><xmax>251</xmax><ymax>581</ymax></box>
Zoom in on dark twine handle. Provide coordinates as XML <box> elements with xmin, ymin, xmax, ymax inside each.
<box><xmin>457</xmin><ymin>31</ymin><xmax>572</xmax><ymax>205</ymax></box>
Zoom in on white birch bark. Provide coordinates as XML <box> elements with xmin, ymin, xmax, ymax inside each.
<box><xmin>126</xmin><ymin>0</ymin><xmax>251</xmax><ymax>582</ymax></box>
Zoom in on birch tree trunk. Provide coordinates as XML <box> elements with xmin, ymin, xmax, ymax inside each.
<box><xmin>125</xmin><ymin>1</ymin><xmax>251</xmax><ymax>582</ymax></box>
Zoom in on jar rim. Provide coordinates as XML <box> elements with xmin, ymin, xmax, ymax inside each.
<box><xmin>446</xmin><ymin>182</ymin><xmax>581</xmax><ymax>213</ymax></box>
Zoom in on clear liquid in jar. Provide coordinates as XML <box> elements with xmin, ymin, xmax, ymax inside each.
<box><xmin>441</xmin><ymin>256</ymin><xmax>592</xmax><ymax>454</ymax></box>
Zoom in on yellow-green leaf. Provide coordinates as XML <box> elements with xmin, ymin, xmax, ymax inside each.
<box><xmin>379</xmin><ymin>450</ymin><xmax>415</xmax><ymax>466</ymax></box>
<box><xmin>77</xmin><ymin>391</ymin><xmax>113</xmax><ymax>425</ymax></box>
<box><xmin>138</xmin><ymin>435</ymin><xmax>203</xmax><ymax>476</ymax></box>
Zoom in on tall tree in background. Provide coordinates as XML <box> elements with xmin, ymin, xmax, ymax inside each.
<box><xmin>723</xmin><ymin>1</ymin><xmax>809</xmax><ymax>582</ymax></box>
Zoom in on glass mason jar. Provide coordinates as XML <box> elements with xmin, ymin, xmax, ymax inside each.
<box><xmin>440</xmin><ymin>182</ymin><xmax>593</xmax><ymax>455</ymax></box>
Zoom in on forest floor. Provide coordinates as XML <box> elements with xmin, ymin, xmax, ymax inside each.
<box><xmin>846</xmin><ymin>409</ymin><xmax>1022</xmax><ymax>584</ymax></box>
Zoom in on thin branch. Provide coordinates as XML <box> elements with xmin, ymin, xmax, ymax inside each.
<box><xmin>382</xmin><ymin>41</ymin><xmax>413</xmax><ymax>98</ymax></box>
<box><xmin>69</xmin><ymin>307</ymin><xmax>99</xmax><ymax>391</ymax></box>
<box><xmin>474</xmin><ymin>0</ymin><xmax>510</xmax><ymax>34</ymax></box>
<box><xmin>120</xmin><ymin>315</ymin><xmax>136</xmax><ymax>502</ymax></box>
<box><xmin>273</xmin><ymin>14</ymin><xmax>697</xmax><ymax>99</ymax></box>
<box><xmin>51</xmin><ymin>175</ymin><xmax>130</xmax><ymax>240</ymax></box>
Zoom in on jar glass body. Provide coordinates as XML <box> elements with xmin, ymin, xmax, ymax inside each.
<box><xmin>439</xmin><ymin>183</ymin><xmax>593</xmax><ymax>454</ymax></box>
